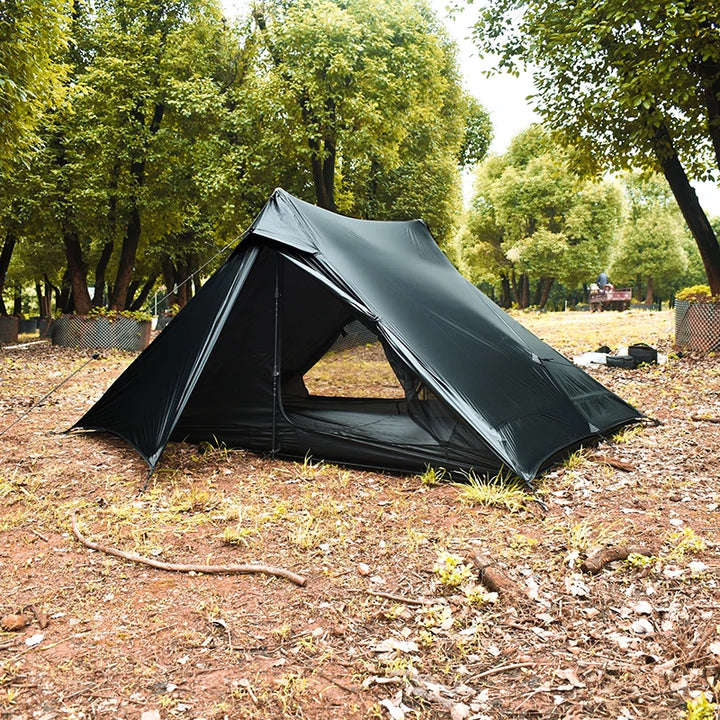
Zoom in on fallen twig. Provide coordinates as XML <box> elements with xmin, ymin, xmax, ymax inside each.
<box><xmin>591</xmin><ymin>454</ymin><xmax>634</xmax><ymax>472</ymax></box>
<box><xmin>468</xmin><ymin>661</ymin><xmax>534</xmax><ymax>681</ymax></box>
<box><xmin>349</xmin><ymin>589</ymin><xmax>431</xmax><ymax>606</ymax></box>
<box><xmin>690</xmin><ymin>414</ymin><xmax>720</xmax><ymax>424</ymax></box>
<box><xmin>29</xmin><ymin>528</ymin><xmax>50</xmax><ymax>542</ymax></box>
<box><xmin>580</xmin><ymin>546</ymin><xmax>654</xmax><ymax>574</ymax></box>
<box><xmin>314</xmin><ymin>670</ymin><xmax>361</xmax><ymax>695</ymax></box>
<box><xmin>71</xmin><ymin>512</ymin><xmax>307</xmax><ymax>586</ymax></box>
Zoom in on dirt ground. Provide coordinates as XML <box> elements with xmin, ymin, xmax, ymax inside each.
<box><xmin>0</xmin><ymin>309</ymin><xmax>718</xmax><ymax>720</ymax></box>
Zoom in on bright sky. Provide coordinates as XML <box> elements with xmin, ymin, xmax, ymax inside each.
<box><xmin>220</xmin><ymin>0</ymin><xmax>720</xmax><ymax>216</ymax></box>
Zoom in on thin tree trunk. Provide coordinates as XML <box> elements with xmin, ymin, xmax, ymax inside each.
<box><xmin>161</xmin><ymin>256</ymin><xmax>176</xmax><ymax>308</ymax></box>
<box><xmin>129</xmin><ymin>274</ymin><xmax>157</xmax><ymax>311</ymax></box>
<box><xmin>12</xmin><ymin>283</ymin><xmax>21</xmax><ymax>316</ymax></box>
<box><xmin>110</xmin><ymin>196</ymin><xmax>141</xmax><ymax>311</ymax></box>
<box><xmin>500</xmin><ymin>275</ymin><xmax>512</xmax><ymax>308</ymax></box>
<box><xmin>93</xmin><ymin>240</ymin><xmax>114</xmax><ymax>307</ymax></box>
<box><xmin>652</xmin><ymin>122</ymin><xmax>720</xmax><ymax>295</ymax></box>
<box><xmin>43</xmin><ymin>275</ymin><xmax>59</xmax><ymax>317</ymax></box>
<box><xmin>57</xmin><ymin>269</ymin><xmax>72</xmax><ymax>314</ymax></box>
<box><xmin>0</xmin><ymin>231</ymin><xmax>17</xmax><ymax>316</ymax></box>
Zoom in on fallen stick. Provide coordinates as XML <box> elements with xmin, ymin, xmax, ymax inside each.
<box><xmin>469</xmin><ymin>553</ymin><xmax>523</xmax><ymax>601</ymax></box>
<box><xmin>591</xmin><ymin>454</ymin><xmax>634</xmax><ymax>472</ymax></box>
<box><xmin>580</xmin><ymin>545</ymin><xmax>653</xmax><ymax>574</ymax></box>
<box><xmin>690</xmin><ymin>414</ymin><xmax>720</xmax><ymax>424</ymax></box>
<box><xmin>71</xmin><ymin>512</ymin><xmax>307</xmax><ymax>587</ymax></box>
<box><xmin>468</xmin><ymin>661</ymin><xmax>534</xmax><ymax>681</ymax></box>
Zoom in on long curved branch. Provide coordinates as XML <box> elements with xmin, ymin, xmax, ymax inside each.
<box><xmin>71</xmin><ymin>512</ymin><xmax>307</xmax><ymax>587</ymax></box>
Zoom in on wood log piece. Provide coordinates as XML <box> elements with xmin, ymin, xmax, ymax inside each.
<box><xmin>469</xmin><ymin>553</ymin><xmax>522</xmax><ymax>601</ymax></box>
<box><xmin>580</xmin><ymin>546</ymin><xmax>654</xmax><ymax>574</ymax></box>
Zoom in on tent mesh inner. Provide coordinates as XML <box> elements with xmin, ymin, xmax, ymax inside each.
<box><xmin>328</xmin><ymin>319</ymin><xmax>378</xmax><ymax>353</ymax></box>
<box><xmin>303</xmin><ymin>319</ymin><xmax>405</xmax><ymax>399</ymax></box>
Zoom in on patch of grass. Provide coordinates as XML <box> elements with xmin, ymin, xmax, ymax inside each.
<box><xmin>563</xmin><ymin>448</ymin><xmax>589</xmax><ymax>470</ymax></box>
<box><xmin>287</xmin><ymin>513</ymin><xmax>326</xmax><ymax>550</ymax></box>
<box><xmin>612</xmin><ymin>425</ymin><xmax>645</xmax><ymax>444</ymax></box>
<box><xmin>417</xmin><ymin>465</ymin><xmax>448</xmax><ymax>487</ymax></box>
<box><xmin>294</xmin><ymin>452</ymin><xmax>324</xmax><ymax>480</ymax></box>
<box><xmin>457</xmin><ymin>470</ymin><xmax>531</xmax><ymax>512</ymax></box>
<box><xmin>667</xmin><ymin>527</ymin><xmax>706</xmax><ymax>560</ymax></box>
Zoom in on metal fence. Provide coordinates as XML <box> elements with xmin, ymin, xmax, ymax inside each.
<box><xmin>675</xmin><ymin>300</ymin><xmax>720</xmax><ymax>353</ymax></box>
<box><xmin>52</xmin><ymin>315</ymin><xmax>151</xmax><ymax>351</ymax></box>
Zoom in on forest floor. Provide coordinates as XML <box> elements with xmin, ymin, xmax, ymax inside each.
<box><xmin>0</xmin><ymin>309</ymin><xmax>719</xmax><ymax>720</ymax></box>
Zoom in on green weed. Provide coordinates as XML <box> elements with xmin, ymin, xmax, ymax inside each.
<box><xmin>433</xmin><ymin>551</ymin><xmax>474</xmax><ymax>589</ymax></box>
<box><xmin>418</xmin><ymin>465</ymin><xmax>447</xmax><ymax>487</ymax></box>
<box><xmin>457</xmin><ymin>470</ymin><xmax>531</xmax><ymax>512</ymax></box>
<box><xmin>683</xmin><ymin>691</ymin><xmax>718</xmax><ymax>720</ymax></box>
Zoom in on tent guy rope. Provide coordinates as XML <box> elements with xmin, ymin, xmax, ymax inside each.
<box><xmin>0</xmin><ymin>352</ymin><xmax>100</xmax><ymax>438</ymax></box>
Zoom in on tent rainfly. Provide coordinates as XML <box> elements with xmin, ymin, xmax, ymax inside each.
<box><xmin>74</xmin><ymin>188</ymin><xmax>643</xmax><ymax>484</ymax></box>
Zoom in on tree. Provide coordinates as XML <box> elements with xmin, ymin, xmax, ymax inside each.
<box><xmin>460</xmin><ymin>126</ymin><xmax>622</xmax><ymax>308</ymax></box>
<box><xmin>0</xmin><ymin>0</ymin><xmax>70</xmax><ymax>169</ymax></box>
<box><xmin>611</xmin><ymin>173</ymin><xmax>689</xmax><ymax>303</ymax></box>
<box><xmin>30</xmin><ymin>0</ymin><xmax>250</xmax><ymax>314</ymax></box>
<box><xmin>471</xmin><ymin>0</ymin><xmax>720</xmax><ymax>294</ymax></box>
<box><xmin>250</xmin><ymin>0</ymin><xmax>481</xmax><ymax>240</ymax></box>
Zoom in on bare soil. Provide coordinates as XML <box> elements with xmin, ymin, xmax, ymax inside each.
<box><xmin>0</xmin><ymin>309</ymin><xmax>718</xmax><ymax>720</ymax></box>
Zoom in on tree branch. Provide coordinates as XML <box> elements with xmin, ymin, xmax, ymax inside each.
<box><xmin>71</xmin><ymin>512</ymin><xmax>307</xmax><ymax>586</ymax></box>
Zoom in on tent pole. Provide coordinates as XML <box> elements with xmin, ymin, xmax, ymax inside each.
<box><xmin>271</xmin><ymin>255</ymin><xmax>282</xmax><ymax>457</ymax></box>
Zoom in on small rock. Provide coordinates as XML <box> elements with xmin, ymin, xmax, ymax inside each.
<box><xmin>357</xmin><ymin>562</ymin><xmax>371</xmax><ymax>576</ymax></box>
<box><xmin>634</xmin><ymin>601</ymin><xmax>653</xmax><ymax>615</ymax></box>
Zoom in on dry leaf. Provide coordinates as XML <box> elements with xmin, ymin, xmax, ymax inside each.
<box><xmin>1</xmin><ymin>614</ymin><xmax>30</xmax><ymax>631</ymax></box>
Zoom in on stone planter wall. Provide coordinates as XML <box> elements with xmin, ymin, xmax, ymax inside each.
<box><xmin>675</xmin><ymin>300</ymin><xmax>720</xmax><ymax>353</ymax></box>
<box><xmin>0</xmin><ymin>316</ymin><xmax>19</xmax><ymax>345</ymax></box>
<box><xmin>52</xmin><ymin>315</ymin><xmax>151</xmax><ymax>351</ymax></box>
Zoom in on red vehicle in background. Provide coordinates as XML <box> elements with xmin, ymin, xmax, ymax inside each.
<box><xmin>589</xmin><ymin>286</ymin><xmax>632</xmax><ymax>311</ymax></box>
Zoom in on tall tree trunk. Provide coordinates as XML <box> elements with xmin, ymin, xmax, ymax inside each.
<box><xmin>57</xmin><ymin>269</ymin><xmax>72</xmax><ymax>314</ymax></box>
<box><xmin>161</xmin><ymin>255</ymin><xmax>177</xmax><ymax>309</ymax></box>
<box><xmin>110</xmin><ymin>102</ymin><xmax>164</xmax><ymax>311</ymax></box>
<box><xmin>0</xmin><ymin>231</ymin><xmax>17</xmax><ymax>316</ymax></box>
<box><xmin>12</xmin><ymin>283</ymin><xmax>21</xmax><ymax>316</ymax></box>
<box><xmin>500</xmin><ymin>275</ymin><xmax>512</xmax><ymax>308</ymax></box>
<box><xmin>42</xmin><ymin>275</ymin><xmax>59</xmax><ymax>317</ymax></box>
<box><xmin>129</xmin><ymin>274</ymin><xmax>157</xmax><ymax>311</ymax></box>
<box><xmin>310</xmin><ymin>139</ymin><xmax>337</xmax><ymax>211</ymax></box>
<box><xmin>109</xmin><ymin>187</ymin><xmax>142</xmax><ymax>311</ymax></box>
<box><xmin>93</xmin><ymin>240</ymin><xmax>114</xmax><ymax>307</ymax></box>
<box><xmin>645</xmin><ymin>275</ymin><xmax>654</xmax><ymax>305</ymax></box>
<box><xmin>537</xmin><ymin>276</ymin><xmax>554</xmax><ymax>308</ymax></box>
<box><xmin>63</xmin><ymin>228</ymin><xmax>92</xmax><ymax>314</ymax></box>
<box><xmin>652</xmin><ymin>122</ymin><xmax>720</xmax><ymax>295</ymax></box>
<box><xmin>516</xmin><ymin>273</ymin><xmax>530</xmax><ymax>309</ymax></box>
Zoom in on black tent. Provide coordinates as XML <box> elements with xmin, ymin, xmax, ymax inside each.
<box><xmin>74</xmin><ymin>189</ymin><xmax>642</xmax><ymax>483</ymax></box>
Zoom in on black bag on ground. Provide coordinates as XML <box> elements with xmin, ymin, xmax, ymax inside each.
<box><xmin>606</xmin><ymin>354</ymin><xmax>639</xmax><ymax>369</ymax></box>
<box><xmin>628</xmin><ymin>343</ymin><xmax>658</xmax><ymax>364</ymax></box>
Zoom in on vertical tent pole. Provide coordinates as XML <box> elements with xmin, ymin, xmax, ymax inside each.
<box><xmin>271</xmin><ymin>254</ymin><xmax>282</xmax><ymax>457</ymax></box>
